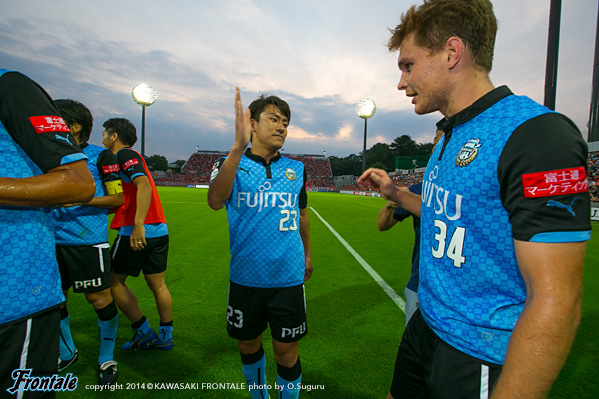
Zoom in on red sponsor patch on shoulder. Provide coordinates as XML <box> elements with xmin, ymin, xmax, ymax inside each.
<box><xmin>123</xmin><ymin>158</ymin><xmax>139</xmax><ymax>170</ymax></box>
<box><xmin>102</xmin><ymin>164</ymin><xmax>120</xmax><ymax>174</ymax></box>
<box><xmin>29</xmin><ymin>116</ymin><xmax>70</xmax><ymax>134</ymax></box>
<box><xmin>522</xmin><ymin>166</ymin><xmax>588</xmax><ymax>198</ymax></box>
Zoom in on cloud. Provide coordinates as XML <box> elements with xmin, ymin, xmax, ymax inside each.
<box><xmin>1</xmin><ymin>0</ymin><xmax>596</xmax><ymax>161</ymax></box>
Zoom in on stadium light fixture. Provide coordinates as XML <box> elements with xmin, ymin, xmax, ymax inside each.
<box><xmin>132</xmin><ymin>83</ymin><xmax>157</xmax><ymax>157</ymax></box>
<box><xmin>355</xmin><ymin>98</ymin><xmax>376</xmax><ymax>173</ymax></box>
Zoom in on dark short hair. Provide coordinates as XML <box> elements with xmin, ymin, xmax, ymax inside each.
<box><xmin>54</xmin><ymin>99</ymin><xmax>93</xmax><ymax>142</ymax></box>
<box><xmin>103</xmin><ymin>118</ymin><xmax>137</xmax><ymax>146</ymax></box>
<box><xmin>388</xmin><ymin>0</ymin><xmax>497</xmax><ymax>72</ymax></box>
<box><xmin>248</xmin><ymin>94</ymin><xmax>291</xmax><ymax>123</ymax></box>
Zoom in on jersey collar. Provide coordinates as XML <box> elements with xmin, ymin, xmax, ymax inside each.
<box><xmin>436</xmin><ymin>85</ymin><xmax>513</xmax><ymax>134</ymax></box>
<box><xmin>244</xmin><ymin>148</ymin><xmax>281</xmax><ymax>166</ymax></box>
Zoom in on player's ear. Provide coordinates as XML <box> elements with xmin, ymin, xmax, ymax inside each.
<box><xmin>444</xmin><ymin>36</ymin><xmax>463</xmax><ymax>69</ymax></box>
<box><xmin>111</xmin><ymin>132</ymin><xmax>120</xmax><ymax>144</ymax></box>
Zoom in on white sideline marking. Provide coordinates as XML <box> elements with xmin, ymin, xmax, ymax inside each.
<box><xmin>310</xmin><ymin>207</ymin><xmax>406</xmax><ymax>312</ymax></box>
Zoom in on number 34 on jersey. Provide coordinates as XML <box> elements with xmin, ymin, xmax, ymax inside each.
<box><xmin>431</xmin><ymin>220</ymin><xmax>466</xmax><ymax>268</ymax></box>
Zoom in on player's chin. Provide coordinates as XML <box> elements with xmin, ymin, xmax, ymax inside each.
<box><xmin>414</xmin><ymin>104</ymin><xmax>429</xmax><ymax>115</ymax></box>
<box><xmin>270</xmin><ymin>142</ymin><xmax>285</xmax><ymax>152</ymax></box>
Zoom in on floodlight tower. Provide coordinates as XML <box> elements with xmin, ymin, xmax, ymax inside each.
<box><xmin>132</xmin><ymin>83</ymin><xmax>157</xmax><ymax>157</ymax></box>
<box><xmin>355</xmin><ymin>98</ymin><xmax>376</xmax><ymax>173</ymax></box>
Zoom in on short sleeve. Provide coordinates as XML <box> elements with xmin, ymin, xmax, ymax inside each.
<box><xmin>0</xmin><ymin>71</ymin><xmax>86</xmax><ymax>172</ymax></box>
<box><xmin>116</xmin><ymin>148</ymin><xmax>146</xmax><ymax>181</ymax></box>
<box><xmin>97</xmin><ymin>149</ymin><xmax>121</xmax><ymax>184</ymax></box>
<box><xmin>498</xmin><ymin>113</ymin><xmax>591</xmax><ymax>242</ymax></box>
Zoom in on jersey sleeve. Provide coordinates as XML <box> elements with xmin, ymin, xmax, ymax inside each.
<box><xmin>210</xmin><ymin>157</ymin><xmax>226</xmax><ymax>183</ymax></box>
<box><xmin>498</xmin><ymin>112</ymin><xmax>591</xmax><ymax>242</ymax></box>
<box><xmin>97</xmin><ymin>149</ymin><xmax>121</xmax><ymax>184</ymax></box>
<box><xmin>116</xmin><ymin>148</ymin><xmax>147</xmax><ymax>181</ymax></box>
<box><xmin>0</xmin><ymin>71</ymin><xmax>86</xmax><ymax>172</ymax></box>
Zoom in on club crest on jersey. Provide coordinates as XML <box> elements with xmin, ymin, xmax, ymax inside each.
<box><xmin>456</xmin><ymin>139</ymin><xmax>481</xmax><ymax>167</ymax></box>
<box><xmin>285</xmin><ymin>168</ymin><xmax>297</xmax><ymax>181</ymax></box>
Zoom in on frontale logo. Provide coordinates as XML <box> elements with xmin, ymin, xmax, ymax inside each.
<box><xmin>455</xmin><ymin>139</ymin><xmax>481</xmax><ymax>167</ymax></box>
<box><xmin>285</xmin><ymin>168</ymin><xmax>297</xmax><ymax>181</ymax></box>
<box><xmin>7</xmin><ymin>369</ymin><xmax>78</xmax><ymax>394</ymax></box>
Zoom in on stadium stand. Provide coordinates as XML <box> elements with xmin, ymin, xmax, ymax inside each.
<box><xmin>153</xmin><ymin>150</ymin><xmax>599</xmax><ymax>204</ymax></box>
<box><xmin>287</xmin><ymin>155</ymin><xmax>336</xmax><ymax>191</ymax></box>
<box><xmin>338</xmin><ymin>171</ymin><xmax>424</xmax><ymax>192</ymax></box>
<box><xmin>589</xmin><ymin>151</ymin><xmax>598</xmax><ymax>203</ymax></box>
<box><xmin>153</xmin><ymin>150</ymin><xmax>336</xmax><ymax>191</ymax></box>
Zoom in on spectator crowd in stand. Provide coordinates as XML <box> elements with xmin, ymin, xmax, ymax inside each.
<box><xmin>339</xmin><ymin>171</ymin><xmax>424</xmax><ymax>192</ymax></box>
<box><xmin>287</xmin><ymin>155</ymin><xmax>336</xmax><ymax>191</ymax></box>
<box><xmin>153</xmin><ymin>150</ymin><xmax>599</xmax><ymax>204</ymax></box>
<box><xmin>589</xmin><ymin>151</ymin><xmax>599</xmax><ymax>203</ymax></box>
<box><xmin>153</xmin><ymin>151</ymin><xmax>336</xmax><ymax>191</ymax></box>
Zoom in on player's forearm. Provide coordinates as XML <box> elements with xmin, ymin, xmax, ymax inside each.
<box><xmin>133</xmin><ymin>180</ymin><xmax>152</xmax><ymax>226</ymax></box>
<box><xmin>377</xmin><ymin>205</ymin><xmax>398</xmax><ymax>231</ymax></box>
<box><xmin>490</xmin><ymin>288</ymin><xmax>582</xmax><ymax>398</ymax></box>
<box><xmin>389</xmin><ymin>190</ymin><xmax>421</xmax><ymax>217</ymax></box>
<box><xmin>300</xmin><ymin>208</ymin><xmax>313</xmax><ymax>280</ymax></box>
<box><xmin>86</xmin><ymin>192</ymin><xmax>123</xmax><ymax>208</ymax></box>
<box><xmin>299</xmin><ymin>208</ymin><xmax>312</xmax><ymax>259</ymax></box>
<box><xmin>207</xmin><ymin>146</ymin><xmax>244</xmax><ymax>210</ymax></box>
<box><xmin>0</xmin><ymin>160</ymin><xmax>94</xmax><ymax>207</ymax></box>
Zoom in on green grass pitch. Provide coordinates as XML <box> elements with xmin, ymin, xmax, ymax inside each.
<box><xmin>57</xmin><ymin>187</ymin><xmax>598</xmax><ymax>398</ymax></box>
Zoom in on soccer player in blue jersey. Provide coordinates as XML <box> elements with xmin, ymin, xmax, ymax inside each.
<box><xmin>0</xmin><ymin>70</ymin><xmax>95</xmax><ymax>397</ymax></box>
<box><xmin>208</xmin><ymin>88</ymin><xmax>312</xmax><ymax>399</ymax></box>
<box><xmin>102</xmin><ymin>118</ymin><xmax>174</xmax><ymax>352</ymax></box>
<box><xmin>52</xmin><ymin>99</ymin><xmax>123</xmax><ymax>385</ymax></box>
<box><xmin>358</xmin><ymin>1</ymin><xmax>591</xmax><ymax>398</ymax></box>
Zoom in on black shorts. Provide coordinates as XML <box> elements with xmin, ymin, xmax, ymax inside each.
<box><xmin>0</xmin><ymin>308</ymin><xmax>60</xmax><ymax>399</ymax></box>
<box><xmin>110</xmin><ymin>235</ymin><xmax>169</xmax><ymax>277</ymax></box>
<box><xmin>56</xmin><ymin>244</ymin><xmax>111</xmax><ymax>293</ymax></box>
<box><xmin>389</xmin><ymin>308</ymin><xmax>502</xmax><ymax>399</ymax></box>
<box><xmin>227</xmin><ymin>282</ymin><xmax>307</xmax><ymax>343</ymax></box>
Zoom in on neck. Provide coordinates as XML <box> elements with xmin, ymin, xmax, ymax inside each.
<box><xmin>250</xmin><ymin>144</ymin><xmax>279</xmax><ymax>163</ymax></box>
<box><xmin>443</xmin><ymin>71</ymin><xmax>495</xmax><ymax>117</ymax></box>
<box><xmin>110</xmin><ymin>142</ymin><xmax>128</xmax><ymax>155</ymax></box>
<box><xmin>72</xmin><ymin>133</ymin><xmax>83</xmax><ymax>146</ymax></box>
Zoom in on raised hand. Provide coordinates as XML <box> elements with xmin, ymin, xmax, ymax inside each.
<box><xmin>234</xmin><ymin>87</ymin><xmax>252</xmax><ymax>151</ymax></box>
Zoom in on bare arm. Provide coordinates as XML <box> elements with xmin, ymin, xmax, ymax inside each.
<box><xmin>490</xmin><ymin>240</ymin><xmax>585</xmax><ymax>399</ymax></box>
<box><xmin>377</xmin><ymin>200</ymin><xmax>400</xmax><ymax>231</ymax></box>
<box><xmin>129</xmin><ymin>175</ymin><xmax>152</xmax><ymax>250</ymax></box>
<box><xmin>358</xmin><ymin>168</ymin><xmax>421</xmax><ymax>216</ymax></box>
<box><xmin>85</xmin><ymin>192</ymin><xmax>123</xmax><ymax>208</ymax></box>
<box><xmin>0</xmin><ymin>160</ymin><xmax>95</xmax><ymax>207</ymax></box>
<box><xmin>207</xmin><ymin>87</ymin><xmax>251</xmax><ymax>210</ymax></box>
<box><xmin>300</xmin><ymin>207</ymin><xmax>312</xmax><ymax>281</ymax></box>
<box><xmin>62</xmin><ymin>182</ymin><xmax>123</xmax><ymax>208</ymax></box>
